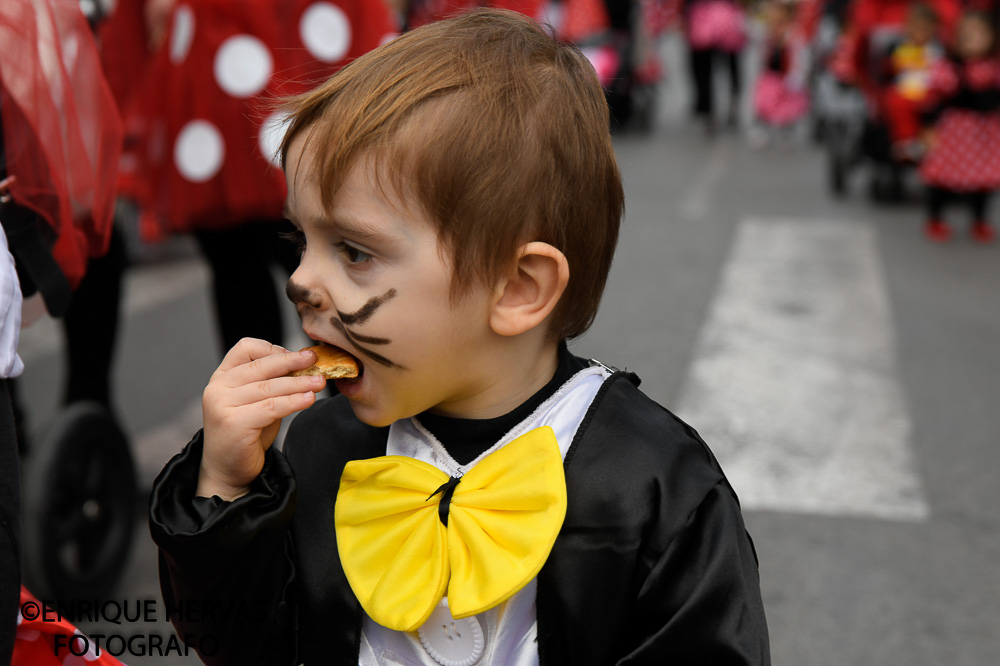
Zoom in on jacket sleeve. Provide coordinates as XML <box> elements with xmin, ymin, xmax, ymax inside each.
<box><xmin>618</xmin><ymin>481</ymin><xmax>770</xmax><ymax>665</ymax></box>
<box><xmin>149</xmin><ymin>432</ymin><xmax>299</xmax><ymax>666</ymax></box>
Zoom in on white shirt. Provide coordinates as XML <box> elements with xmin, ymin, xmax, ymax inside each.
<box><xmin>0</xmin><ymin>226</ymin><xmax>23</xmax><ymax>378</ymax></box>
<box><xmin>358</xmin><ymin>365</ymin><xmax>612</xmax><ymax>666</ymax></box>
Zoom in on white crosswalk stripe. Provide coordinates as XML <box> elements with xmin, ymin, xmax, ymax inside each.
<box><xmin>676</xmin><ymin>218</ymin><xmax>929</xmax><ymax>521</ymax></box>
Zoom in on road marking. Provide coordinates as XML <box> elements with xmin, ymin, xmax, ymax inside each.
<box><xmin>678</xmin><ymin>138</ymin><xmax>732</xmax><ymax>220</ymax></box>
<box><xmin>676</xmin><ymin>218</ymin><xmax>929</xmax><ymax>521</ymax></box>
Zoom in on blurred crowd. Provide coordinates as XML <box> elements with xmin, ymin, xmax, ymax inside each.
<box><xmin>3</xmin><ymin>0</ymin><xmax>999</xmax><ymax>438</ymax></box>
<box><xmin>2</xmin><ymin>0</ymin><xmax>1000</xmax><ymax>661</ymax></box>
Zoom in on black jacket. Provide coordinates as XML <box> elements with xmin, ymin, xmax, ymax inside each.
<box><xmin>150</xmin><ymin>372</ymin><xmax>770</xmax><ymax>665</ymax></box>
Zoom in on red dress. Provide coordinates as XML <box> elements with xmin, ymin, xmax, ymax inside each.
<box><xmin>920</xmin><ymin>58</ymin><xmax>1000</xmax><ymax>192</ymax></box>
<box><xmin>116</xmin><ymin>0</ymin><xmax>394</xmax><ymax>238</ymax></box>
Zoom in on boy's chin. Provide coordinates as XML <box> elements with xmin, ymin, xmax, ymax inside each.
<box><xmin>344</xmin><ymin>398</ymin><xmax>398</xmax><ymax>429</ymax></box>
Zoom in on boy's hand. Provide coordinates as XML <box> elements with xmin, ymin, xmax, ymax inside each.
<box><xmin>197</xmin><ymin>338</ymin><xmax>325</xmax><ymax>500</ymax></box>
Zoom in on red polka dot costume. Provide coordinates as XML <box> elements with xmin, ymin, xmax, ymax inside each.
<box><xmin>116</xmin><ymin>0</ymin><xmax>395</xmax><ymax>238</ymax></box>
<box><xmin>920</xmin><ymin>58</ymin><xmax>1000</xmax><ymax>192</ymax></box>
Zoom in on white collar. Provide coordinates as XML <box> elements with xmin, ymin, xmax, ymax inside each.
<box><xmin>386</xmin><ymin>365</ymin><xmax>612</xmax><ymax>477</ymax></box>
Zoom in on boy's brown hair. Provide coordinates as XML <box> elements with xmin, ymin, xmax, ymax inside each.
<box><xmin>280</xmin><ymin>8</ymin><xmax>623</xmax><ymax>341</ymax></box>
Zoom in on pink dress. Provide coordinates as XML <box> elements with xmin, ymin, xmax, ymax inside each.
<box><xmin>754</xmin><ymin>38</ymin><xmax>810</xmax><ymax>126</ymax></box>
<box><xmin>687</xmin><ymin>0</ymin><xmax>747</xmax><ymax>53</ymax></box>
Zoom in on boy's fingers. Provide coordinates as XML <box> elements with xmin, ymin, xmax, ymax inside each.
<box><xmin>219</xmin><ymin>346</ymin><xmax>317</xmax><ymax>386</ymax></box>
<box><xmin>216</xmin><ymin>338</ymin><xmax>291</xmax><ymax>373</ymax></box>
<box><xmin>227</xmin><ymin>375</ymin><xmax>326</xmax><ymax>407</ymax></box>
<box><xmin>233</xmin><ymin>391</ymin><xmax>317</xmax><ymax>429</ymax></box>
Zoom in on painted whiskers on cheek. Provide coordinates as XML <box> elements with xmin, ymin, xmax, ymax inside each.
<box><xmin>331</xmin><ymin>319</ymin><xmax>403</xmax><ymax>370</ymax></box>
<box><xmin>338</xmin><ymin>288</ymin><xmax>397</xmax><ymax>325</ymax></box>
<box><xmin>334</xmin><ymin>289</ymin><xmax>404</xmax><ymax>370</ymax></box>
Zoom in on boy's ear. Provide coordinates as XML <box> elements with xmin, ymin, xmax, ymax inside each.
<box><xmin>490</xmin><ymin>242</ymin><xmax>569</xmax><ymax>337</ymax></box>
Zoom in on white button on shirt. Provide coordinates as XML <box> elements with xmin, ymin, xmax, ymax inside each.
<box><xmin>0</xmin><ymin>227</ymin><xmax>24</xmax><ymax>378</ymax></box>
<box><xmin>417</xmin><ymin>599</ymin><xmax>485</xmax><ymax>666</ymax></box>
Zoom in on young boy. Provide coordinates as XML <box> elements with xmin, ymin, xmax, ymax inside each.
<box><xmin>150</xmin><ymin>9</ymin><xmax>770</xmax><ymax>665</ymax></box>
<box><xmin>882</xmin><ymin>3</ymin><xmax>942</xmax><ymax>161</ymax></box>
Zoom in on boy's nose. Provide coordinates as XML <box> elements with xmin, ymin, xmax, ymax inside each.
<box><xmin>285</xmin><ymin>277</ymin><xmax>323</xmax><ymax>310</ymax></box>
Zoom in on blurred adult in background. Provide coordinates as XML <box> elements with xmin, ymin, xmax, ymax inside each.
<box><xmin>681</xmin><ymin>0</ymin><xmax>748</xmax><ymax>133</ymax></box>
<box><xmin>1</xmin><ymin>0</ymin><xmax>123</xmax><ymax>654</ymax></box>
<box><xmin>1</xmin><ymin>0</ymin><xmax>123</xmax><ymax>440</ymax></box>
<box><xmin>1</xmin><ymin>224</ymin><xmax>23</xmax><ymax>666</ymax></box>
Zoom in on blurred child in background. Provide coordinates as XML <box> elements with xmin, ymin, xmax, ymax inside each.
<box><xmin>920</xmin><ymin>10</ymin><xmax>1000</xmax><ymax>243</ymax></box>
<box><xmin>882</xmin><ymin>3</ymin><xmax>943</xmax><ymax>162</ymax></box>
<box><xmin>751</xmin><ymin>0</ymin><xmax>811</xmax><ymax>146</ymax></box>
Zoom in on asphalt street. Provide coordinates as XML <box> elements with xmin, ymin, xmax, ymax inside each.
<box><xmin>13</xmin><ymin>32</ymin><xmax>1000</xmax><ymax>666</ymax></box>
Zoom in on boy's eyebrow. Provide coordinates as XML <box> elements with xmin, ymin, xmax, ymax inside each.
<box><xmin>319</xmin><ymin>213</ymin><xmax>399</xmax><ymax>246</ymax></box>
<box><xmin>286</xmin><ymin>203</ymin><xmax>398</xmax><ymax>247</ymax></box>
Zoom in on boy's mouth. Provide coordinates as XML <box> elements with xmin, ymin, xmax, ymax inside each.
<box><xmin>327</xmin><ymin>343</ymin><xmax>364</xmax><ymax>380</ymax></box>
<box><xmin>297</xmin><ymin>342</ymin><xmax>364</xmax><ymax>380</ymax></box>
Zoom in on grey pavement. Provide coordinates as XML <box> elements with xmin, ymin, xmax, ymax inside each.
<box><xmin>13</xmin><ymin>32</ymin><xmax>1000</xmax><ymax>665</ymax></box>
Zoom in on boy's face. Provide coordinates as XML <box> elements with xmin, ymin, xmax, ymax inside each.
<box><xmin>906</xmin><ymin>15</ymin><xmax>934</xmax><ymax>45</ymax></box>
<box><xmin>283</xmin><ymin>136</ymin><xmax>496</xmax><ymax>427</ymax></box>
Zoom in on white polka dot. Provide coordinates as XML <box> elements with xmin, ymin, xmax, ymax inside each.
<box><xmin>214</xmin><ymin>34</ymin><xmax>273</xmax><ymax>98</ymax></box>
<box><xmin>258</xmin><ymin>110</ymin><xmax>292</xmax><ymax>168</ymax></box>
<box><xmin>174</xmin><ymin>120</ymin><xmax>225</xmax><ymax>182</ymax></box>
<box><xmin>300</xmin><ymin>2</ymin><xmax>351</xmax><ymax>63</ymax></box>
<box><xmin>170</xmin><ymin>4</ymin><xmax>195</xmax><ymax>64</ymax></box>
<box><xmin>379</xmin><ymin>32</ymin><xmax>399</xmax><ymax>46</ymax></box>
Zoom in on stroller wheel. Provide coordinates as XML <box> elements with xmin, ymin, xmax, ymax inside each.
<box><xmin>22</xmin><ymin>401</ymin><xmax>136</xmax><ymax>602</ymax></box>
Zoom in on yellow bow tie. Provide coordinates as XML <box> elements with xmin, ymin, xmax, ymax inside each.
<box><xmin>334</xmin><ymin>426</ymin><xmax>567</xmax><ymax>632</ymax></box>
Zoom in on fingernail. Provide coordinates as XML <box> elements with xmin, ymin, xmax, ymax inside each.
<box><xmin>300</xmin><ymin>350</ymin><xmax>314</xmax><ymax>358</ymax></box>
<box><xmin>309</xmin><ymin>375</ymin><xmax>324</xmax><ymax>385</ymax></box>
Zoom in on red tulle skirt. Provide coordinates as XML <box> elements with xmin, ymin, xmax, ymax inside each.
<box><xmin>0</xmin><ymin>0</ymin><xmax>123</xmax><ymax>287</ymax></box>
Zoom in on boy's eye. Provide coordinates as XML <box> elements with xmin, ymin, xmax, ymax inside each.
<box><xmin>279</xmin><ymin>229</ymin><xmax>306</xmax><ymax>256</ymax></box>
<box><xmin>336</xmin><ymin>241</ymin><xmax>372</xmax><ymax>265</ymax></box>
